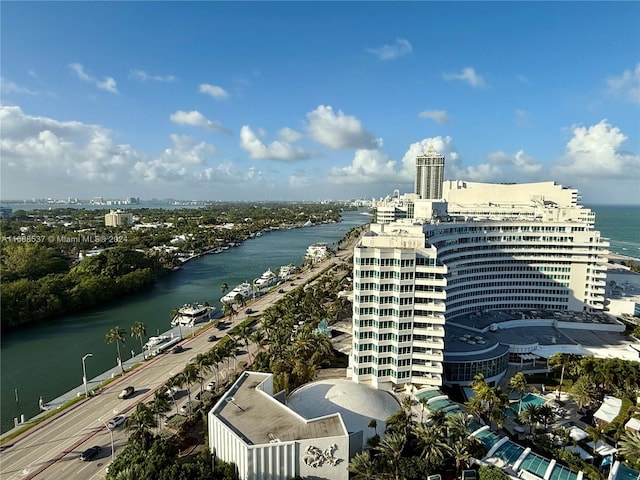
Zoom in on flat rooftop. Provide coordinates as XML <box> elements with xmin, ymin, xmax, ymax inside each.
<box><xmin>449</xmin><ymin>309</ymin><xmax>620</xmax><ymax>331</ymax></box>
<box><xmin>213</xmin><ymin>372</ymin><xmax>346</xmax><ymax>446</ymax></box>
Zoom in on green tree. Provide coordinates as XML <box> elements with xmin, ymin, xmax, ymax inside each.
<box><xmin>618</xmin><ymin>429</ymin><xmax>640</xmax><ymax>469</ymax></box>
<box><xmin>549</xmin><ymin>353</ymin><xmax>578</xmax><ymax>400</ymax></box>
<box><xmin>509</xmin><ymin>371</ymin><xmax>529</xmax><ymax>414</ymax></box>
<box><xmin>479</xmin><ymin>465</ymin><xmax>511</xmax><ymax>480</ymax></box>
<box><xmin>130</xmin><ymin>321</ymin><xmax>147</xmax><ymax>354</ymax></box>
<box><xmin>105</xmin><ymin>326</ymin><xmax>127</xmax><ymax>373</ymax></box>
<box><xmin>348</xmin><ymin>451</ymin><xmax>378</xmax><ymax>480</ymax></box>
<box><xmin>125</xmin><ymin>402</ymin><xmax>156</xmax><ymax>448</ymax></box>
<box><xmin>375</xmin><ymin>432</ymin><xmax>406</xmax><ymax>480</ymax></box>
<box><xmin>414</xmin><ymin>423</ymin><xmax>450</xmax><ymax>465</ymax></box>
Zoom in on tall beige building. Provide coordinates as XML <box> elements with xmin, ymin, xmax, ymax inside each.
<box><xmin>414</xmin><ymin>145</ymin><xmax>445</xmax><ymax>200</ymax></box>
<box><xmin>104</xmin><ymin>209</ymin><xmax>133</xmax><ymax>227</ymax></box>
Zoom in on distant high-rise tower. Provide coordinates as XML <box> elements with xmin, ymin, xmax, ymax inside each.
<box><xmin>415</xmin><ymin>146</ymin><xmax>445</xmax><ymax>200</ymax></box>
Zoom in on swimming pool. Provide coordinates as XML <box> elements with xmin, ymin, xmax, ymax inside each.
<box><xmin>511</xmin><ymin>393</ymin><xmax>546</xmax><ymax>414</ymax></box>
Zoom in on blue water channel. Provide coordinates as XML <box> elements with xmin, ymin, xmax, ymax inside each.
<box><xmin>0</xmin><ymin>209</ymin><xmax>371</xmax><ymax>433</ymax></box>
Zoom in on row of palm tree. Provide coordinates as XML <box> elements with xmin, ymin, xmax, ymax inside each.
<box><xmin>104</xmin><ymin>321</ymin><xmax>147</xmax><ymax>373</ymax></box>
<box><xmin>349</xmin><ymin>404</ymin><xmax>486</xmax><ymax>480</ymax></box>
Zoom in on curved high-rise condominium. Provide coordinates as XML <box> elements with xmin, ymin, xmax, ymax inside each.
<box><xmin>414</xmin><ymin>145</ymin><xmax>445</xmax><ymax>200</ymax></box>
<box><xmin>349</xmin><ymin>149</ymin><xmax>609</xmax><ymax>391</ymax></box>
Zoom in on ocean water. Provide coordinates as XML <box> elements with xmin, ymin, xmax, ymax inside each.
<box><xmin>590</xmin><ymin>205</ymin><xmax>640</xmax><ymax>259</ymax></box>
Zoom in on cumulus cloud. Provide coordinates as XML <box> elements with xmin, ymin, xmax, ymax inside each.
<box><xmin>129</xmin><ymin>69</ymin><xmax>176</xmax><ymax>82</ymax></box>
<box><xmin>278</xmin><ymin>127</ymin><xmax>302</xmax><ymax>143</ymax></box>
<box><xmin>418</xmin><ymin>110</ymin><xmax>450</xmax><ymax>124</ymax></box>
<box><xmin>69</xmin><ymin>63</ymin><xmax>118</xmax><ymax>94</ymax></box>
<box><xmin>306</xmin><ymin>105</ymin><xmax>381</xmax><ymax>150</ymax></box>
<box><xmin>199</xmin><ymin>83</ymin><xmax>230</xmax><ymax>100</ymax></box>
<box><xmin>552</xmin><ymin>120</ymin><xmax>639</xmax><ymax>180</ymax></box>
<box><xmin>328</xmin><ymin>149</ymin><xmax>398</xmax><ymax>184</ymax></box>
<box><xmin>488</xmin><ymin>150</ymin><xmax>542</xmax><ymax>174</ymax></box>
<box><xmin>240</xmin><ymin>125</ymin><xmax>313</xmax><ymax>161</ymax></box>
<box><xmin>170</xmin><ymin>110</ymin><xmax>231</xmax><ymax>134</ymax></box>
<box><xmin>367</xmin><ymin>38</ymin><xmax>413</xmax><ymax>61</ymax></box>
<box><xmin>607</xmin><ymin>63</ymin><xmax>640</xmax><ymax>104</ymax></box>
<box><xmin>443</xmin><ymin>67</ymin><xmax>487</xmax><ymax>88</ymax></box>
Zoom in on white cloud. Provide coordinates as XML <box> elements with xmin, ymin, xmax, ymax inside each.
<box><xmin>488</xmin><ymin>150</ymin><xmax>542</xmax><ymax>174</ymax></box>
<box><xmin>443</xmin><ymin>67</ymin><xmax>487</xmax><ymax>88</ymax></box>
<box><xmin>278</xmin><ymin>127</ymin><xmax>302</xmax><ymax>143</ymax></box>
<box><xmin>69</xmin><ymin>63</ymin><xmax>118</xmax><ymax>94</ymax></box>
<box><xmin>328</xmin><ymin>149</ymin><xmax>398</xmax><ymax>184</ymax></box>
<box><xmin>306</xmin><ymin>105</ymin><xmax>381</xmax><ymax>150</ymax></box>
<box><xmin>129</xmin><ymin>69</ymin><xmax>176</xmax><ymax>82</ymax></box>
<box><xmin>199</xmin><ymin>83</ymin><xmax>230</xmax><ymax>100</ymax></box>
<box><xmin>367</xmin><ymin>38</ymin><xmax>413</xmax><ymax>61</ymax></box>
<box><xmin>515</xmin><ymin>109</ymin><xmax>532</xmax><ymax>128</ymax></box>
<box><xmin>418</xmin><ymin>110</ymin><xmax>450</xmax><ymax>124</ymax></box>
<box><xmin>552</xmin><ymin>120</ymin><xmax>639</xmax><ymax>180</ymax></box>
<box><xmin>607</xmin><ymin>63</ymin><xmax>640</xmax><ymax>104</ymax></box>
<box><xmin>0</xmin><ymin>77</ymin><xmax>39</xmax><ymax>95</ymax></box>
<box><xmin>240</xmin><ymin>125</ymin><xmax>313</xmax><ymax>161</ymax></box>
<box><xmin>160</xmin><ymin>134</ymin><xmax>215</xmax><ymax>165</ymax></box>
<box><xmin>169</xmin><ymin>110</ymin><xmax>231</xmax><ymax>134</ymax></box>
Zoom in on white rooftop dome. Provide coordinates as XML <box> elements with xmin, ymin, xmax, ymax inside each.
<box><xmin>287</xmin><ymin>379</ymin><xmax>400</xmax><ymax>448</ymax></box>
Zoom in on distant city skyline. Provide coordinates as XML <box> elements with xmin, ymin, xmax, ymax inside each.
<box><xmin>1</xmin><ymin>2</ymin><xmax>638</xmax><ymax>204</ymax></box>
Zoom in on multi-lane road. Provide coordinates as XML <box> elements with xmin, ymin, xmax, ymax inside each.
<box><xmin>0</xmin><ymin>251</ymin><xmax>351</xmax><ymax>480</ymax></box>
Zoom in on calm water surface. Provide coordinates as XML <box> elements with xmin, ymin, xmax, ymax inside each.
<box><xmin>0</xmin><ymin>210</ymin><xmax>371</xmax><ymax>433</ymax></box>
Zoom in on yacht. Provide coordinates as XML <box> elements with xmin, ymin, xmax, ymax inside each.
<box><xmin>278</xmin><ymin>264</ymin><xmax>295</xmax><ymax>280</ymax></box>
<box><xmin>220</xmin><ymin>282</ymin><xmax>253</xmax><ymax>304</ymax></box>
<box><xmin>254</xmin><ymin>269</ymin><xmax>278</xmax><ymax>290</ymax></box>
<box><xmin>171</xmin><ymin>303</ymin><xmax>215</xmax><ymax>327</ymax></box>
<box><xmin>144</xmin><ymin>335</ymin><xmax>170</xmax><ymax>350</ymax></box>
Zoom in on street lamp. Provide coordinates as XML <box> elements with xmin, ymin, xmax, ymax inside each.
<box><xmin>82</xmin><ymin>353</ymin><xmax>93</xmax><ymax>398</ymax></box>
<box><xmin>99</xmin><ymin>417</ymin><xmax>115</xmax><ymax>463</ymax></box>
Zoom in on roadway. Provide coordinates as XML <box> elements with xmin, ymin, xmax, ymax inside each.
<box><xmin>0</xmin><ymin>248</ymin><xmax>353</xmax><ymax>480</ymax></box>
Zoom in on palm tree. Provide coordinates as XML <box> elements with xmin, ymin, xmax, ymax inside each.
<box><xmin>374</xmin><ymin>432</ymin><xmax>406</xmax><ymax>480</ymax></box>
<box><xmin>222</xmin><ymin>302</ymin><xmax>236</xmax><ymax>320</ymax></box>
<box><xmin>193</xmin><ymin>353</ymin><xmax>212</xmax><ymax>393</ymax></box>
<box><xmin>348</xmin><ymin>451</ymin><xmax>378</xmax><ymax>480</ymax></box>
<box><xmin>618</xmin><ymin>430</ymin><xmax>640</xmax><ymax>469</ymax></box>
<box><xmin>235</xmin><ymin>323</ymin><xmax>253</xmax><ymax>362</ymax></box>
<box><xmin>125</xmin><ymin>402</ymin><xmax>156</xmax><ymax>447</ymax></box>
<box><xmin>181</xmin><ymin>363</ymin><xmax>200</xmax><ymax>414</ymax></box>
<box><xmin>509</xmin><ymin>371</ymin><xmax>529</xmax><ymax>414</ymax></box>
<box><xmin>519</xmin><ymin>403</ymin><xmax>542</xmax><ymax>435</ymax></box>
<box><xmin>418</xmin><ymin>396</ymin><xmax>430</xmax><ymax>423</ymax></box>
<box><xmin>130</xmin><ymin>321</ymin><xmax>147</xmax><ymax>354</ymax></box>
<box><xmin>150</xmin><ymin>389</ymin><xmax>171</xmax><ymax>432</ymax></box>
<box><xmin>446</xmin><ymin>411</ymin><xmax>473</xmax><ymax>442</ymax></box>
<box><xmin>549</xmin><ymin>353</ymin><xmax>578</xmax><ymax>400</ymax></box>
<box><xmin>105</xmin><ymin>326</ymin><xmax>127</xmax><ymax>373</ymax></box>
<box><xmin>368</xmin><ymin>419</ymin><xmax>378</xmax><ymax>436</ymax></box>
<box><xmin>449</xmin><ymin>437</ymin><xmax>475</xmax><ymax>478</ymax></box>
<box><xmin>414</xmin><ymin>423</ymin><xmax>450</xmax><ymax>464</ymax></box>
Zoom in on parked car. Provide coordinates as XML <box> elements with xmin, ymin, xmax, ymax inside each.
<box><xmin>195</xmin><ymin>390</ymin><xmax>209</xmax><ymax>401</ymax></box>
<box><xmin>171</xmin><ymin>345</ymin><xmax>184</xmax><ymax>354</ymax></box>
<box><xmin>278</xmin><ymin>289</ymin><xmax>285</xmax><ymax>294</ymax></box>
<box><xmin>208</xmin><ymin>334</ymin><xmax>218</xmax><ymax>342</ymax></box>
<box><xmin>179</xmin><ymin>401</ymin><xmax>194</xmax><ymax>414</ymax></box>
<box><xmin>80</xmin><ymin>445</ymin><xmax>102</xmax><ymax>461</ymax></box>
<box><xmin>205</xmin><ymin>381</ymin><xmax>216</xmax><ymax>392</ymax></box>
<box><xmin>118</xmin><ymin>386</ymin><xmax>135</xmax><ymax>399</ymax></box>
<box><xmin>107</xmin><ymin>415</ymin><xmax>127</xmax><ymax>430</ymax></box>
<box><xmin>245</xmin><ymin>308</ymin><xmax>255</xmax><ymax>314</ymax></box>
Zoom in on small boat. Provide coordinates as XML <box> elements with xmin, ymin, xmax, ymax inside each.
<box><xmin>254</xmin><ymin>269</ymin><xmax>278</xmax><ymax>290</ymax></box>
<box><xmin>303</xmin><ymin>220</ymin><xmax>314</xmax><ymax>227</ymax></box>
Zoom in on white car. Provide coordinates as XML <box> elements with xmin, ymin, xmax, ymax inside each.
<box><xmin>107</xmin><ymin>415</ymin><xmax>127</xmax><ymax>430</ymax></box>
<box><xmin>179</xmin><ymin>401</ymin><xmax>193</xmax><ymax>414</ymax></box>
<box><xmin>205</xmin><ymin>381</ymin><xmax>216</xmax><ymax>392</ymax></box>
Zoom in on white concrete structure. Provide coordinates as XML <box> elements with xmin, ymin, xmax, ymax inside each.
<box><xmin>209</xmin><ymin>372</ymin><xmax>355</xmax><ymax>480</ymax></box>
<box><xmin>351</xmin><ymin>147</ymin><xmax>609</xmax><ymax>391</ymax></box>
<box><xmin>104</xmin><ymin>209</ymin><xmax>133</xmax><ymax>227</ymax></box>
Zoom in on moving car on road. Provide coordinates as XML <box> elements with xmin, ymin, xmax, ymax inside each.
<box><xmin>107</xmin><ymin>415</ymin><xmax>127</xmax><ymax>430</ymax></box>
<box><xmin>118</xmin><ymin>386</ymin><xmax>135</xmax><ymax>399</ymax></box>
<box><xmin>80</xmin><ymin>445</ymin><xmax>102</xmax><ymax>461</ymax></box>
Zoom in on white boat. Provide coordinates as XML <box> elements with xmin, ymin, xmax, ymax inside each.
<box><xmin>303</xmin><ymin>220</ymin><xmax>314</xmax><ymax>227</ymax></box>
<box><xmin>254</xmin><ymin>269</ymin><xmax>278</xmax><ymax>289</ymax></box>
<box><xmin>171</xmin><ymin>303</ymin><xmax>215</xmax><ymax>327</ymax></box>
<box><xmin>144</xmin><ymin>335</ymin><xmax>170</xmax><ymax>350</ymax></box>
<box><xmin>278</xmin><ymin>264</ymin><xmax>295</xmax><ymax>280</ymax></box>
<box><xmin>220</xmin><ymin>282</ymin><xmax>253</xmax><ymax>304</ymax></box>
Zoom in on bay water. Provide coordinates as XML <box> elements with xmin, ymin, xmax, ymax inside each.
<box><xmin>0</xmin><ymin>210</ymin><xmax>372</xmax><ymax>433</ymax></box>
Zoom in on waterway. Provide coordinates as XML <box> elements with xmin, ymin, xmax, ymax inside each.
<box><xmin>0</xmin><ymin>209</ymin><xmax>372</xmax><ymax>433</ymax></box>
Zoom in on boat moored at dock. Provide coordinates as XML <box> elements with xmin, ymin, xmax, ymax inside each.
<box><xmin>171</xmin><ymin>303</ymin><xmax>215</xmax><ymax>327</ymax></box>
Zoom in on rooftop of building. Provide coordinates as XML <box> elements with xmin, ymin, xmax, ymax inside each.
<box><xmin>212</xmin><ymin>371</ymin><xmax>347</xmax><ymax>446</ymax></box>
<box><xmin>287</xmin><ymin>378</ymin><xmax>400</xmax><ymax>446</ymax></box>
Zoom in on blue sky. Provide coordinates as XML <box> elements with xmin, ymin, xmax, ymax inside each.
<box><xmin>1</xmin><ymin>2</ymin><xmax>638</xmax><ymax>204</ymax></box>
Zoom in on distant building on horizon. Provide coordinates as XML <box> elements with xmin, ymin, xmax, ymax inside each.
<box><xmin>349</xmin><ymin>146</ymin><xmax>610</xmax><ymax>391</ymax></box>
<box><xmin>104</xmin><ymin>209</ymin><xmax>133</xmax><ymax>227</ymax></box>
